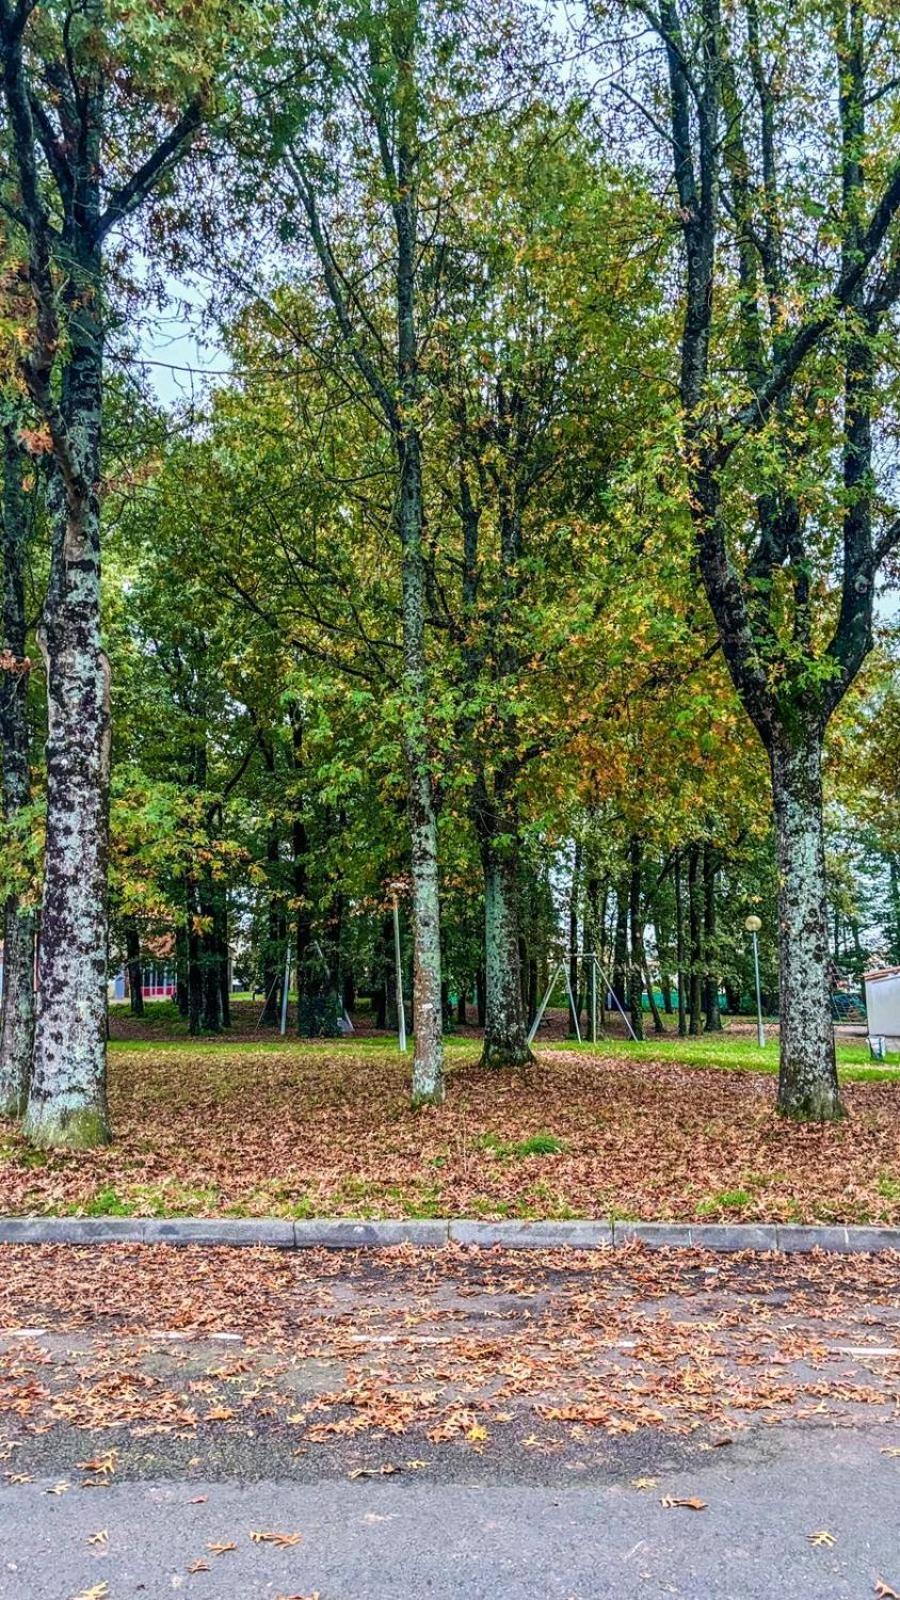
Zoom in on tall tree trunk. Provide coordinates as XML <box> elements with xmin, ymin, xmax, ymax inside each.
<box><xmin>0</xmin><ymin>429</ymin><xmax>35</xmax><ymax>1116</ymax></box>
<box><xmin>24</xmin><ymin>321</ymin><xmax>111</xmax><ymax>1148</ymax></box>
<box><xmin>890</xmin><ymin>858</ymin><xmax>900</xmax><ymax>965</ymax></box>
<box><xmin>628</xmin><ymin>836</ymin><xmax>646</xmax><ymax>1042</ymax></box>
<box><xmin>456</xmin><ymin>988</ymin><xmax>467</xmax><ymax>1026</ymax></box>
<box><xmin>260</xmin><ymin>823</ymin><xmax>284</xmax><ymax>1026</ymax></box>
<box><xmin>125</xmin><ymin>921</ymin><xmax>143</xmax><ymax>1018</ymax></box>
<box><xmin>218</xmin><ymin>893</ymin><xmax>231</xmax><ymax>1028</ymax></box>
<box><xmin>476</xmin><ymin>967</ymin><xmax>486</xmax><ymax>1028</ymax></box>
<box><xmin>687</xmin><ymin>845</ymin><xmax>702</xmax><ymax>1036</ymax></box>
<box><xmin>674</xmin><ymin>852</ymin><xmax>687</xmax><ymax>1037</ymax></box>
<box><xmin>568</xmin><ymin>841</ymin><xmax>581</xmax><ymax>1035</ymax></box>
<box><xmin>613</xmin><ymin>884</ymin><xmax>628</xmax><ymax>1011</ymax></box>
<box><xmin>175</xmin><ymin>919</ymin><xmax>190</xmax><ymax>1019</ymax></box>
<box><xmin>480</xmin><ymin>845</ymin><xmax>532</xmax><ymax>1068</ymax></box>
<box><xmin>644</xmin><ymin>962</ymin><xmax>665</xmax><ymax>1033</ymax></box>
<box><xmin>769</xmin><ymin>737</ymin><xmax>842</xmax><ymax>1120</ymax></box>
<box><xmin>703</xmin><ymin>843</ymin><xmax>722</xmax><ymax>1031</ymax></box>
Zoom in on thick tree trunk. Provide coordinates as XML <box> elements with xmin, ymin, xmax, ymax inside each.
<box><xmin>0</xmin><ymin>430</ymin><xmax>35</xmax><ymax>1116</ymax></box>
<box><xmin>404</xmin><ymin>695</ymin><xmax>443</xmax><ymax>1103</ymax></box>
<box><xmin>24</xmin><ymin>354</ymin><xmax>111</xmax><ymax>1146</ymax></box>
<box><xmin>125</xmin><ymin>921</ymin><xmax>143</xmax><ymax>1018</ymax></box>
<box><xmin>769</xmin><ymin>738</ymin><xmax>842</xmax><ymax>1121</ymax></box>
<box><xmin>480</xmin><ymin>849</ymin><xmax>532</xmax><ymax>1068</ymax></box>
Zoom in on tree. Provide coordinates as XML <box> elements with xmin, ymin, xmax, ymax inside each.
<box><xmin>0</xmin><ymin>424</ymin><xmax>36</xmax><ymax>1111</ymax></box>
<box><xmin>601</xmin><ymin>0</ymin><xmax>900</xmax><ymax>1117</ymax></box>
<box><xmin>0</xmin><ymin>0</ymin><xmax>263</xmax><ymax>1143</ymax></box>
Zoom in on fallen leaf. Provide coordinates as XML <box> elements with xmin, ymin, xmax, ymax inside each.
<box><xmin>631</xmin><ymin>1477</ymin><xmax>659</xmax><ymax>1490</ymax></box>
<box><xmin>87</xmin><ymin>1530</ymin><xmax>108</xmax><ymax>1547</ymax></box>
<box><xmin>661</xmin><ymin>1496</ymin><xmax>707</xmax><ymax>1510</ymax></box>
<box><xmin>47</xmin><ymin>1481</ymin><xmax>70</xmax><ymax>1495</ymax></box>
<box><xmin>189</xmin><ymin>1495</ymin><xmax>208</xmax><ymax>1503</ymax></box>
<box><xmin>881</xmin><ymin>1448</ymin><xmax>900</xmax><ymax>1459</ymax></box>
<box><xmin>188</xmin><ymin>1559</ymin><xmax>210</xmax><ymax>1573</ymax></box>
<box><xmin>808</xmin><ymin>1531</ymin><xmax>836</xmax><ymax>1548</ymax></box>
<box><xmin>71</xmin><ymin>1586</ymin><xmax>108</xmax><ymax>1600</ymax></box>
<box><xmin>207</xmin><ymin>1541</ymin><xmax>238</xmax><ymax>1556</ymax></box>
<box><xmin>76</xmin><ymin>1454</ymin><xmax>117</xmax><ymax>1476</ymax></box>
<box><xmin>204</xmin><ymin>1406</ymin><xmax>235</xmax><ymax>1422</ymax></box>
<box><xmin>874</xmin><ymin>1582</ymin><xmax>900</xmax><ymax>1599</ymax></box>
<box><xmin>250</xmin><ymin>1530</ymin><xmax>302</xmax><ymax>1547</ymax></box>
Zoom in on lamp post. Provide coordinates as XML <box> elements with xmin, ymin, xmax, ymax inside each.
<box><xmin>744</xmin><ymin>915</ymin><xmax>765</xmax><ymax>1047</ymax></box>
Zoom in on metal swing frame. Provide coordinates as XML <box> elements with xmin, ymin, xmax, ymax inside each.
<box><xmin>527</xmin><ymin>949</ymin><xmax>639</xmax><ymax>1046</ymax></box>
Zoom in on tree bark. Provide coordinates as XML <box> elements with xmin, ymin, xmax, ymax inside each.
<box><xmin>568</xmin><ymin>841</ymin><xmax>581</xmax><ymax>1035</ymax></box>
<box><xmin>674</xmin><ymin>852</ymin><xmax>687</xmax><ymax>1037</ymax></box>
<box><xmin>703</xmin><ymin>843</ymin><xmax>722</xmax><ymax>1030</ymax></box>
<box><xmin>687</xmin><ymin>845</ymin><xmax>702</xmax><ymax>1036</ymax></box>
<box><xmin>480</xmin><ymin>847</ymin><xmax>532</xmax><ymax>1068</ymax></box>
<box><xmin>24</xmin><ymin>330</ymin><xmax>112</xmax><ymax>1148</ymax></box>
<box><xmin>0</xmin><ymin>429</ymin><xmax>35</xmax><ymax>1116</ymax></box>
<box><xmin>770</xmin><ymin>737</ymin><xmax>842</xmax><ymax>1120</ymax></box>
<box><xmin>628</xmin><ymin>836</ymin><xmax>646</xmax><ymax>1042</ymax></box>
<box><xmin>125</xmin><ymin>921</ymin><xmax>143</xmax><ymax>1018</ymax></box>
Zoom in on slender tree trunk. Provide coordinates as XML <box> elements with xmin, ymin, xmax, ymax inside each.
<box><xmin>769</xmin><ymin>737</ymin><xmax>842</xmax><ymax>1120</ymax></box>
<box><xmin>456</xmin><ymin>988</ymin><xmax>467</xmax><ymax>1026</ymax></box>
<box><xmin>260</xmin><ymin>823</ymin><xmax>284</xmax><ymax>1025</ymax></box>
<box><xmin>175</xmin><ymin>920</ymin><xmax>190</xmax><ymax>1019</ymax></box>
<box><xmin>613</xmin><ymin>885</ymin><xmax>628</xmax><ymax>1011</ymax></box>
<box><xmin>628</xmin><ymin>836</ymin><xmax>646</xmax><ymax>1042</ymax></box>
<box><xmin>674</xmin><ymin>852</ymin><xmax>687</xmax><ymax>1037</ymax></box>
<box><xmin>480</xmin><ymin>846</ymin><xmax>532</xmax><ymax>1068</ymax></box>
<box><xmin>24</xmin><ymin>321</ymin><xmax>111</xmax><ymax>1148</ymax></box>
<box><xmin>218</xmin><ymin>894</ymin><xmax>231</xmax><ymax>1028</ymax></box>
<box><xmin>644</xmin><ymin>962</ymin><xmax>665</xmax><ymax>1033</ymax></box>
<box><xmin>568</xmin><ymin>841</ymin><xmax>581</xmax><ymax>1035</ymax></box>
<box><xmin>890</xmin><ymin>858</ymin><xmax>900</xmax><ymax>965</ymax></box>
<box><xmin>703</xmin><ymin>843</ymin><xmax>722</xmax><ymax>1031</ymax></box>
<box><xmin>687</xmin><ymin>845</ymin><xmax>702</xmax><ymax>1036</ymax></box>
<box><xmin>0</xmin><ymin>429</ymin><xmax>35</xmax><ymax>1116</ymax></box>
<box><xmin>125</xmin><ymin>921</ymin><xmax>143</xmax><ymax>1018</ymax></box>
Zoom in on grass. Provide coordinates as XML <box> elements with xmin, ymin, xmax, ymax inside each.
<box><xmin>552</xmin><ymin>1030</ymin><xmax>900</xmax><ymax>1081</ymax></box>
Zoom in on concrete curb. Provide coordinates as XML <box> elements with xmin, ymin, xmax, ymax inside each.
<box><xmin>0</xmin><ymin>1216</ymin><xmax>899</xmax><ymax>1253</ymax></box>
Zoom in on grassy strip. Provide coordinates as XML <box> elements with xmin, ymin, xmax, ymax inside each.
<box><xmin>551</xmin><ymin>1032</ymin><xmax>900</xmax><ymax>1081</ymax></box>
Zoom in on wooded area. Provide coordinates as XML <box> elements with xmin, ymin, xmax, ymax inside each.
<box><xmin>1</xmin><ymin>0</ymin><xmax>899</xmax><ymax>1152</ymax></box>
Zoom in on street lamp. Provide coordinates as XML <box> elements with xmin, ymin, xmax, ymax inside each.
<box><xmin>744</xmin><ymin>915</ymin><xmax>766</xmax><ymax>1047</ymax></box>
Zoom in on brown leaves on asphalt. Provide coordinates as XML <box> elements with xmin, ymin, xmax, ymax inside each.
<box><xmin>661</xmin><ymin>1496</ymin><xmax>707</xmax><ymax>1510</ymax></box>
<box><xmin>0</xmin><ymin>1040</ymin><xmax>899</xmax><ymax>1223</ymax></box>
<box><xmin>808</xmin><ymin>1530</ymin><xmax>837</xmax><ymax>1547</ymax></box>
<box><xmin>0</xmin><ymin>1242</ymin><xmax>899</xmax><ymax>1459</ymax></box>
<box><xmin>875</xmin><ymin>1581</ymin><xmax>900</xmax><ymax>1598</ymax></box>
<box><xmin>250</xmin><ymin>1530</ymin><xmax>302</xmax><ymax>1547</ymax></box>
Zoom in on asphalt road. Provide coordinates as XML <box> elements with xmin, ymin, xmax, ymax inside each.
<box><xmin>2</xmin><ymin>1421</ymin><xmax>899</xmax><ymax>1599</ymax></box>
<box><xmin>2</xmin><ymin>1242</ymin><xmax>900</xmax><ymax>1597</ymax></box>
